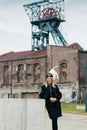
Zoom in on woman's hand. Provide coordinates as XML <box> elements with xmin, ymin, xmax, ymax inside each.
<box><xmin>50</xmin><ymin>97</ymin><xmax>57</xmax><ymax>102</ymax></box>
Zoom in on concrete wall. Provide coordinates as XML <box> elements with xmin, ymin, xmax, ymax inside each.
<box><xmin>0</xmin><ymin>99</ymin><xmax>51</xmax><ymax>130</ymax></box>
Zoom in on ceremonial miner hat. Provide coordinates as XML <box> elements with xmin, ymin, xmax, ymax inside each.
<box><xmin>46</xmin><ymin>73</ymin><xmax>53</xmax><ymax>78</ymax></box>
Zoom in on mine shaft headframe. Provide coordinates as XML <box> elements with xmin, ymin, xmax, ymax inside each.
<box><xmin>23</xmin><ymin>0</ymin><xmax>65</xmax><ymax>23</ymax></box>
<box><xmin>23</xmin><ymin>0</ymin><xmax>67</xmax><ymax>50</ymax></box>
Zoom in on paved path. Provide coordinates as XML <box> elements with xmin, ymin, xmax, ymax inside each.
<box><xmin>45</xmin><ymin>112</ymin><xmax>87</xmax><ymax>130</ymax></box>
<box><xmin>59</xmin><ymin>112</ymin><xmax>87</xmax><ymax>130</ymax></box>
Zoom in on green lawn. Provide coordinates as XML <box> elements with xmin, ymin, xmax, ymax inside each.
<box><xmin>61</xmin><ymin>103</ymin><xmax>87</xmax><ymax>115</ymax></box>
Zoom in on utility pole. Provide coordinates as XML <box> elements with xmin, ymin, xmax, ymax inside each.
<box><xmin>84</xmin><ymin>63</ymin><xmax>87</xmax><ymax>112</ymax></box>
<box><xmin>10</xmin><ymin>61</ymin><xmax>13</xmax><ymax>98</ymax></box>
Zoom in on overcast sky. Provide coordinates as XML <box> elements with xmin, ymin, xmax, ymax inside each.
<box><xmin>0</xmin><ymin>0</ymin><xmax>87</xmax><ymax>55</ymax></box>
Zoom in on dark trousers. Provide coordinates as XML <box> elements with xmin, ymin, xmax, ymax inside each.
<box><xmin>52</xmin><ymin>117</ymin><xmax>58</xmax><ymax>130</ymax></box>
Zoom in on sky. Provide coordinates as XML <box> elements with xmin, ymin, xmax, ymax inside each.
<box><xmin>0</xmin><ymin>0</ymin><xmax>87</xmax><ymax>55</ymax></box>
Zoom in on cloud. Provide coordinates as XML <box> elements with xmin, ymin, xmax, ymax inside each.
<box><xmin>62</xmin><ymin>0</ymin><xmax>87</xmax><ymax>49</ymax></box>
<box><xmin>0</xmin><ymin>29</ymin><xmax>30</xmax><ymax>54</ymax></box>
<box><xmin>0</xmin><ymin>0</ymin><xmax>32</xmax><ymax>54</ymax></box>
<box><xmin>0</xmin><ymin>0</ymin><xmax>30</xmax><ymax>34</ymax></box>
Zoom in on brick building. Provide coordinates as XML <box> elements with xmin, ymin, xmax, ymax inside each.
<box><xmin>0</xmin><ymin>43</ymin><xmax>87</xmax><ymax>103</ymax></box>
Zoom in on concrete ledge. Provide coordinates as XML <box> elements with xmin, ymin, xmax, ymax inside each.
<box><xmin>76</xmin><ymin>105</ymin><xmax>85</xmax><ymax>110</ymax></box>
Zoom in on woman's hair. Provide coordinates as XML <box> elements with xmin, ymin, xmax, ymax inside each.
<box><xmin>44</xmin><ymin>77</ymin><xmax>55</xmax><ymax>88</ymax></box>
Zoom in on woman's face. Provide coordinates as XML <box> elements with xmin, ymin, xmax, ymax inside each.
<box><xmin>47</xmin><ymin>77</ymin><xmax>53</xmax><ymax>85</ymax></box>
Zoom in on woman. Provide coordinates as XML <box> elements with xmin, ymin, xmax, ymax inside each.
<box><xmin>39</xmin><ymin>73</ymin><xmax>62</xmax><ymax>130</ymax></box>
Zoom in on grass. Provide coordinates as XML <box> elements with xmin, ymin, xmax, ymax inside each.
<box><xmin>61</xmin><ymin>103</ymin><xmax>87</xmax><ymax>115</ymax></box>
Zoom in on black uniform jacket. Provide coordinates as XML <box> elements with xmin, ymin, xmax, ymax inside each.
<box><xmin>39</xmin><ymin>84</ymin><xmax>62</xmax><ymax>119</ymax></box>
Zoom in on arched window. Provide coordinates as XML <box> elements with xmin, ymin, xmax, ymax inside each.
<box><xmin>17</xmin><ymin>64</ymin><xmax>25</xmax><ymax>83</ymax></box>
<box><xmin>60</xmin><ymin>63</ymin><xmax>67</xmax><ymax>82</ymax></box>
<box><xmin>3</xmin><ymin>65</ymin><xmax>9</xmax><ymax>84</ymax></box>
<box><xmin>34</xmin><ymin>63</ymin><xmax>40</xmax><ymax>84</ymax></box>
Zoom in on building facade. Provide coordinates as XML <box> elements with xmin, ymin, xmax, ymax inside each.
<box><xmin>0</xmin><ymin>44</ymin><xmax>87</xmax><ymax>103</ymax></box>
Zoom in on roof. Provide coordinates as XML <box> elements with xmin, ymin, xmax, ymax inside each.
<box><xmin>0</xmin><ymin>43</ymin><xmax>85</xmax><ymax>62</ymax></box>
<box><xmin>0</xmin><ymin>49</ymin><xmax>47</xmax><ymax>62</ymax></box>
<box><xmin>67</xmin><ymin>43</ymin><xmax>84</xmax><ymax>51</ymax></box>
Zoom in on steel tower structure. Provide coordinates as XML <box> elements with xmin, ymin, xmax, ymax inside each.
<box><xmin>23</xmin><ymin>0</ymin><xmax>67</xmax><ymax>50</ymax></box>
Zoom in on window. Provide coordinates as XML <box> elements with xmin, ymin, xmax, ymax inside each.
<box><xmin>8</xmin><ymin>93</ymin><xmax>19</xmax><ymax>98</ymax></box>
<box><xmin>60</xmin><ymin>63</ymin><xmax>67</xmax><ymax>82</ymax></box>
<box><xmin>17</xmin><ymin>64</ymin><xmax>25</xmax><ymax>83</ymax></box>
<box><xmin>3</xmin><ymin>65</ymin><xmax>9</xmax><ymax>84</ymax></box>
<box><xmin>34</xmin><ymin>63</ymin><xmax>40</xmax><ymax>84</ymax></box>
